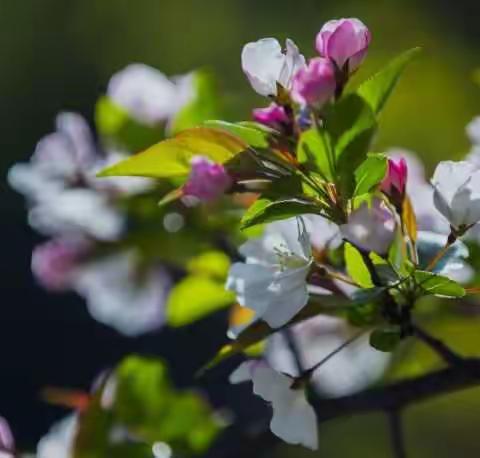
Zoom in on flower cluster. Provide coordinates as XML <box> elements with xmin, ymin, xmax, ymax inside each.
<box><xmin>11</xmin><ymin>14</ymin><xmax>480</xmax><ymax>457</ymax></box>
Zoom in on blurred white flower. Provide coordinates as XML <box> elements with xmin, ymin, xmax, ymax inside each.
<box><xmin>226</xmin><ymin>218</ymin><xmax>312</xmax><ymax>329</ymax></box>
<box><xmin>432</xmin><ymin>160</ymin><xmax>480</xmax><ymax>231</ymax></box>
<box><xmin>340</xmin><ymin>199</ymin><xmax>395</xmax><ymax>255</ymax></box>
<box><xmin>241</xmin><ymin>38</ymin><xmax>306</xmax><ymax>97</ymax></box>
<box><xmin>267</xmin><ymin>315</ymin><xmax>390</xmax><ymax>397</ymax></box>
<box><xmin>72</xmin><ymin>251</ymin><xmax>171</xmax><ymax>336</ymax></box>
<box><xmin>0</xmin><ymin>416</ymin><xmax>14</xmax><ymax>458</ymax></box>
<box><xmin>416</xmin><ymin>231</ymin><xmax>473</xmax><ymax>283</ymax></box>
<box><xmin>28</xmin><ymin>189</ymin><xmax>124</xmax><ymax>241</ymax></box>
<box><xmin>107</xmin><ymin>64</ymin><xmax>194</xmax><ymax>126</ymax></box>
<box><xmin>36</xmin><ymin>414</ymin><xmax>77</xmax><ymax>458</ymax></box>
<box><xmin>7</xmin><ymin>113</ymin><xmax>95</xmax><ymax>202</ymax></box>
<box><xmin>230</xmin><ymin>360</ymin><xmax>318</xmax><ymax>450</ymax></box>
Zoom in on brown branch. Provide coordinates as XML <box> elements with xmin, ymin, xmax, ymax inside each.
<box><xmin>312</xmin><ymin>357</ymin><xmax>480</xmax><ymax>422</ymax></box>
<box><xmin>388</xmin><ymin>409</ymin><xmax>407</xmax><ymax>458</ymax></box>
<box><xmin>412</xmin><ymin>325</ymin><xmax>463</xmax><ymax>366</ymax></box>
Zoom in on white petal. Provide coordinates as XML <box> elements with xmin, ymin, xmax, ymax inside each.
<box><xmin>278</xmin><ymin>39</ymin><xmax>306</xmax><ymax>90</ymax></box>
<box><xmin>251</xmin><ymin>364</ymin><xmax>293</xmax><ymax>403</ymax></box>
<box><xmin>37</xmin><ymin>414</ymin><xmax>77</xmax><ymax>458</ymax></box>
<box><xmin>229</xmin><ymin>361</ymin><xmax>256</xmax><ymax>384</ymax></box>
<box><xmin>108</xmin><ymin>64</ymin><xmax>179</xmax><ymax>125</ymax></box>
<box><xmin>28</xmin><ymin>189</ymin><xmax>124</xmax><ymax>241</ymax></box>
<box><xmin>73</xmin><ymin>251</ymin><xmax>170</xmax><ymax>336</ymax></box>
<box><xmin>241</xmin><ymin>38</ymin><xmax>285</xmax><ymax>96</ymax></box>
<box><xmin>270</xmin><ymin>394</ymin><xmax>318</xmax><ymax>450</ymax></box>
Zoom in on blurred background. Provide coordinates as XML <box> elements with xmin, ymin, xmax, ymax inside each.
<box><xmin>2</xmin><ymin>0</ymin><xmax>480</xmax><ymax>455</ymax></box>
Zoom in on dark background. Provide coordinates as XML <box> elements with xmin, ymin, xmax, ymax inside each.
<box><xmin>3</xmin><ymin>0</ymin><xmax>480</xmax><ymax>455</ymax></box>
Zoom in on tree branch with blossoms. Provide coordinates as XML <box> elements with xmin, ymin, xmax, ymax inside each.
<box><xmin>8</xmin><ymin>10</ymin><xmax>480</xmax><ymax>458</ymax></box>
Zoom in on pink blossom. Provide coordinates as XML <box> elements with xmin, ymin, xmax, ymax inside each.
<box><xmin>381</xmin><ymin>157</ymin><xmax>408</xmax><ymax>200</ymax></box>
<box><xmin>183</xmin><ymin>156</ymin><xmax>232</xmax><ymax>202</ymax></box>
<box><xmin>32</xmin><ymin>238</ymin><xmax>90</xmax><ymax>291</ymax></box>
<box><xmin>252</xmin><ymin>103</ymin><xmax>289</xmax><ymax>130</ymax></box>
<box><xmin>291</xmin><ymin>58</ymin><xmax>336</xmax><ymax>108</ymax></box>
<box><xmin>316</xmin><ymin>18</ymin><xmax>371</xmax><ymax>74</ymax></box>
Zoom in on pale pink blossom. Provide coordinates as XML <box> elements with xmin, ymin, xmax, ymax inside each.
<box><xmin>252</xmin><ymin>103</ymin><xmax>289</xmax><ymax>129</ymax></box>
<box><xmin>316</xmin><ymin>18</ymin><xmax>371</xmax><ymax>73</ymax></box>
<box><xmin>183</xmin><ymin>156</ymin><xmax>232</xmax><ymax>201</ymax></box>
<box><xmin>291</xmin><ymin>57</ymin><xmax>336</xmax><ymax>108</ymax></box>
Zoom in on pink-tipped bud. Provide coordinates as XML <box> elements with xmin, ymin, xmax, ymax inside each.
<box><xmin>381</xmin><ymin>157</ymin><xmax>408</xmax><ymax>202</ymax></box>
<box><xmin>291</xmin><ymin>57</ymin><xmax>336</xmax><ymax>108</ymax></box>
<box><xmin>183</xmin><ymin>156</ymin><xmax>232</xmax><ymax>202</ymax></box>
<box><xmin>316</xmin><ymin>18</ymin><xmax>371</xmax><ymax>74</ymax></box>
<box><xmin>32</xmin><ymin>238</ymin><xmax>90</xmax><ymax>291</ymax></box>
<box><xmin>252</xmin><ymin>103</ymin><xmax>289</xmax><ymax>130</ymax></box>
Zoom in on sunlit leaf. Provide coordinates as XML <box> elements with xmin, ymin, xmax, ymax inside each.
<box><xmin>203</xmin><ymin>120</ymin><xmax>271</xmax><ymax>148</ymax></box>
<box><xmin>354</xmin><ymin>153</ymin><xmax>387</xmax><ymax>196</ymax></box>
<box><xmin>344</xmin><ymin>242</ymin><xmax>374</xmax><ymax>288</ymax></box>
<box><xmin>414</xmin><ymin>270</ymin><xmax>465</xmax><ymax>298</ymax></box>
<box><xmin>402</xmin><ymin>196</ymin><xmax>418</xmax><ymax>243</ymax></box>
<box><xmin>297</xmin><ymin>127</ymin><xmax>333</xmax><ymax>181</ymax></box>
<box><xmin>240</xmin><ymin>198</ymin><xmax>323</xmax><ymax>229</ymax></box>
<box><xmin>187</xmin><ymin>251</ymin><xmax>231</xmax><ymax>279</ymax></box>
<box><xmin>167</xmin><ymin>276</ymin><xmax>234</xmax><ymax>327</ymax></box>
<box><xmin>357</xmin><ymin>47</ymin><xmax>422</xmax><ymax>115</ymax></box>
<box><xmin>98</xmin><ymin>127</ymin><xmax>248</xmax><ymax>179</ymax></box>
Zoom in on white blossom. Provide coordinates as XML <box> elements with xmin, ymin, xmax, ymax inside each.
<box><xmin>241</xmin><ymin>38</ymin><xmax>306</xmax><ymax>97</ymax></box>
<box><xmin>72</xmin><ymin>251</ymin><xmax>171</xmax><ymax>336</ymax></box>
<box><xmin>340</xmin><ymin>199</ymin><xmax>395</xmax><ymax>255</ymax></box>
<box><xmin>36</xmin><ymin>414</ymin><xmax>77</xmax><ymax>458</ymax></box>
<box><xmin>230</xmin><ymin>361</ymin><xmax>318</xmax><ymax>450</ymax></box>
<box><xmin>267</xmin><ymin>315</ymin><xmax>390</xmax><ymax>397</ymax></box>
<box><xmin>226</xmin><ymin>218</ymin><xmax>312</xmax><ymax>329</ymax></box>
<box><xmin>431</xmin><ymin>160</ymin><xmax>480</xmax><ymax>230</ymax></box>
<box><xmin>107</xmin><ymin>64</ymin><xmax>194</xmax><ymax>126</ymax></box>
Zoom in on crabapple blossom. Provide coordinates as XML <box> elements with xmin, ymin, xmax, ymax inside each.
<box><xmin>183</xmin><ymin>156</ymin><xmax>232</xmax><ymax>201</ymax></box>
<box><xmin>107</xmin><ymin>64</ymin><xmax>194</xmax><ymax>126</ymax></box>
<box><xmin>226</xmin><ymin>218</ymin><xmax>313</xmax><ymax>328</ymax></box>
<box><xmin>72</xmin><ymin>251</ymin><xmax>171</xmax><ymax>336</ymax></box>
<box><xmin>0</xmin><ymin>417</ymin><xmax>14</xmax><ymax>458</ymax></box>
<box><xmin>316</xmin><ymin>18</ymin><xmax>371</xmax><ymax>74</ymax></box>
<box><xmin>267</xmin><ymin>315</ymin><xmax>390</xmax><ymax>397</ymax></box>
<box><xmin>31</xmin><ymin>238</ymin><xmax>91</xmax><ymax>291</ymax></box>
<box><xmin>252</xmin><ymin>103</ymin><xmax>289</xmax><ymax>130</ymax></box>
<box><xmin>241</xmin><ymin>38</ymin><xmax>306</xmax><ymax>97</ymax></box>
<box><xmin>431</xmin><ymin>160</ymin><xmax>480</xmax><ymax>232</ymax></box>
<box><xmin>36</xmin><ymin>414</ymin><xmax>77</xmax><ymax>458</ymax></box>
<box><xmin>291</xmin><ymin>57</ymin><xmax>336</xmax><ymax>108</ymax></box>
<box><xmin>230</xmin><ymin>360</ymin><xmax>318</xmax><ymax>450</ymax></box>
<box><xmin>340</xmin><ymin>199</ymin><xmax>396</xmax><ymax>255</ymax></box>
<box><xmin>381</xmin><ymin>157</ymin><xmax>408</xmax><ymax>202</ymax></box>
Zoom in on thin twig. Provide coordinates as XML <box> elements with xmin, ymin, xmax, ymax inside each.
<box><xmin>283</xmin><ymin>328</ymin><xmax>305</xmax><ymax>375</ymax></box>
<box><xmin>412</xmin><ymin>325</ymin><xmax>463</xmax><ymax>366</ymax></box>
<box><xmin>388</xmin><ymin>409</ymin><xmax>407</xmax><ymax>458</ymax></box>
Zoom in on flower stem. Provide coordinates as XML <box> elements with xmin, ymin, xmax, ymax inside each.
<box><xmin>388</xmin><ymin>409</ymin><xmax>407</xmax><ymax>458</ymax></box>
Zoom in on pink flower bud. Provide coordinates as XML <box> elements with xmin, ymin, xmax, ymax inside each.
<box><xmin>252</xmin><ymin>103</ymin><xmax>289</xmax><ymax>130</ymax></box>
<box><xmin>381</xmin><ymin>157</ymin><xmax>408</xmax><ymax>199</ymax></box>
<box><xmin>183</xmin><ymin>156</ymin><xmax>232</xmax><ymax>202</ymax></box>
<box><xmin>291</xmin><ymin>58</ymin><xmax>336</xmax><ymax>108</ymax></box>
<box><xmin>32</xmin><ymin>238</ymin><xmax>90</xmax><ymax>291</ymax></box>
<box><xmin>316</xmin><ymin>18</ymin><xmax>371</xmax><ymax>74</ymax></box>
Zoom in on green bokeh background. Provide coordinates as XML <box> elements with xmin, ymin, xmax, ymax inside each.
<box><xmin>3</xmin><ymin>0</ymin><xmax>480</xmax><ymax>456</ymax></box>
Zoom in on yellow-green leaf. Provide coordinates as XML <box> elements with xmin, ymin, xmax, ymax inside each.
<box><xmin>98</xmin><ymin>127</ymin><xmax>248</xmax><ymax>179</ymax></box>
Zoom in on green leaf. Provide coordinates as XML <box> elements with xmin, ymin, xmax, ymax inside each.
<box><xmin>187</xmin><ymin>251</ymin><xmax>231</xmax><ymax>280</ymax></box>
<box><xmin>95</xmin><ymin>96</ymin><xmax>164</xmax><ymax>152</ymax></box>
<box><xmin>114</xmin><ymin>356</ymin><xmax>222</xmax><ymax>453</ymax></box>
<box><xmin>97</xmin><ymin>127</ymin><xmax>248</xmax><ymax>178</ymax></box>
<box><xmin>170</xmin><ymin>70</ymin><xmax>220</xmax><ymax>134</ymax></box>
<box><xmin>413</xmin><ymin>270</ymin><xmax>466</xmax><ymax>298</ymax></box>
<box><xmin>297</xmin><ymin>127</ymin><xmax>333</xmax><ymax>181</ymax></box>
<box><xmin>240</xmin><ymin>198</ymin><xmax>322</xmax><ymax>230</ymax></box>
<box><xmin>370</xmin><ymin>327</ymin><xmax>402</xmax><ymax>352</ymax></box>
<box><xmin>344</xmin><ymin>242</ymin><xmax>374</xmax><ymax>288</ymax></box>
<box><xmin>328</xmin><ymin>94</ymin><xmax>377</xmax><ymax>197</ymax></box>
<box><xmin>354</xmin><ymin>153</ymin><xmax>387</xmax><ymax>196</ymax></box>
<box><xmin>357</xmin><ymin>47</ymin><xmax>422</xmax><ymax>115</ymax></box>
<box><xmin>203</xmin><ymin>120</ymin><xmax>270</xmax><ymax>148</ymax></box>
<box><xmin>166</xmin><ymin>275</ymin><xmax>234</xmax><ymax>327</ymax></box>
